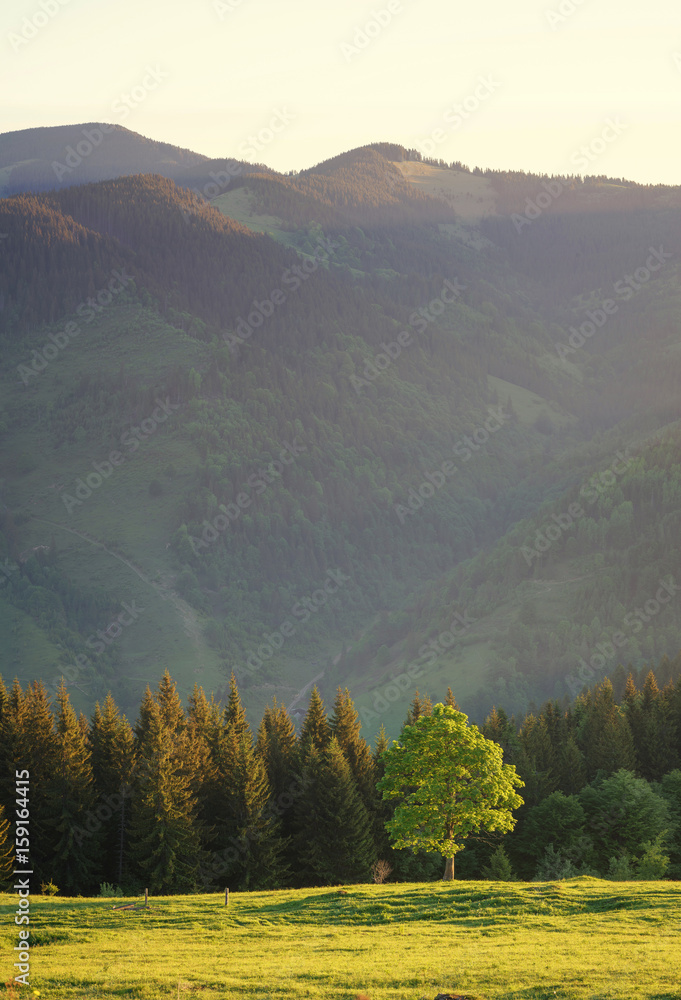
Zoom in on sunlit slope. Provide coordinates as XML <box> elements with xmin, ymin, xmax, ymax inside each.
<box><xmin>395</xmin><ymin>159</ymin><xmax>498</xmax><ymax>220</ymax></box>
<box><xmin>3</xmin><ymin>155</ymin><xmax>681</xmax><ymax>727</ymax></box>
<box><xmin>2</xmin><ymin>879</ymin><xmax>680</xmax><ymax>999</ymax></box>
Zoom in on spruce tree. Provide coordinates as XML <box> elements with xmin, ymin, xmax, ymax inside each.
<box><xmin>225</xmin><ymin>671</ymin><xmax>249</xmax><ymax>740</ymax></box>
<box><xmin>578</xmin><ymin>679</ymin><xmax>636</xmax><ymax>779</ymax></box>
<box><xmin>0</xmin><ymin>678</ymin><xmax>25</xmax><ymax>814</ymax></box>
<box><xmin>404</xmin><ymin>690</ymin><xmax>432</xmax><ymax>726</ymax></box>
<box><xmin>225</xmin><ymin>734</ymin><xmax>286</xmax><ymax>890</ymax></box>
<box><xmin>187</xmin><ymin>685</ymin><xmax>217</xmax><ymax>802</ymax></box>
<box><xmin>637</xmin><ymin>670</ymin><xmax>675</xmax><ymax>780</ymax></box>
<box><xmin>557</xmin><ymin>733</ymin><xmax>587</xmax><ymax>795</ymax></box>
<box><xmin>0</xmin><ymin>675</ymin><xmax>8</xmax><ymax>728</ymax></box>
<box><xmin>90</xmin><ymin>694</ymin><xmax>135</xmax><ymax>887</ymax></box>
<box><xmin>49</xmin><ymin>684</ymin><xmax>99</xmax><ymax>892</ymax></box>
<box><xmin>300</xmin><ymin>686</ymin><xmax>331</xmax><ymax>756</ymax></box>
<box><xmin>482</xmin><ymin>706</ymin><xmax>520</xmax><ymax>764</ymax></box>
<box><xmin>20</xmin><ymin>682</ymin><xmax>59</xmax><ymax>884</ymax></box>
<box><xmin>372</xmin><ymin>725</ymin><xmax>394</xmax><ymax>862</ymax></box>
<box><xmin>198</xmin><ymin>676</ymin><xmax>286</xmax><ymax>890</ymax></box>
<box><xmin>156</xmin><ymin>669</ymin><xmax>187</xmax><ymax>734</ymax></box>
<box><xmin>134</xmin><ymin>685</ymin><xmax>157</xmax><ymax>756</ymax></box>
<box><xmin>294</xmin><ymin>737</ymin><xmax>376</xmax><ymax>885</ymax></box>
<box><xmin>659</xmin><ymin>679</ymin><xmax>680</xmax><ymax>774</ymax></box>
<box><xmin>0</xmin><ymin>803</ymin><xmax>14</xmax><ymax>889</ymax></box>
<box><xmin>518</xmin><ymin>713</ymin><xmax>557</xmax><ymax>807</ymax></box>
<box><xmin>329</xmin><ymin>687</ymin><xmax>376</xmax><ymax>813</ymax></box>
<box><xmin>130</xmin><ymin>691</ymin><xmax>202</xmax><ymax>893</ymax></box>
<box><xmin>444</xmin><ymin>687</ymin><xmax>459</xmax><ymax>709</ymax></box>
<box><xmin>187</xmin><ymin>686</ymin><xmax>222</xmax><ymax>879</ymax></box>
<box><xmin>256</xmin><ymin>697</ymin><xmax>299</xmax><ymax>798</ymax></box>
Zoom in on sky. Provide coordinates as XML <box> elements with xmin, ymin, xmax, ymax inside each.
<box><xmin>2</xmin><ymin>0</ymin><xmax>681</xmax><ymax>184</ymax></box>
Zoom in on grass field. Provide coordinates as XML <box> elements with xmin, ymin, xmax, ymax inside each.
<box><xmin>3</xmin><ymin>878</ymin><xmax>681</xmax><ymax>999</ymax></box>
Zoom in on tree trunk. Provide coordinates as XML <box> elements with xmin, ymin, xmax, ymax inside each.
<box><xmin>442</xmin><ymin>856</ymin><xmax>455</xmax><ymax>880</ymax></box>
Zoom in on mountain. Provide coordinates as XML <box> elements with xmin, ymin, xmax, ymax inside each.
<box><xmin>0</xmin><ymin>124</ymin><xmax>212</xmax><ymax>197</ymax></box>
<box><xmin>1</xmin><ymin>127</ymin><xmax>681</xmax><ymax>734</ymax></box>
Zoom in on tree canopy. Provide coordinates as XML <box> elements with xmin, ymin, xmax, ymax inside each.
<box><xmin>378</xmin><ymin>704</ymin><xmax>524</xmax><ymax>879</ymax></box>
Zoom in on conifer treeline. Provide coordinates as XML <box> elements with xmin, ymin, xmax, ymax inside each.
<box><xmin>1</xmin><ymin>658</ymin><xmax>681</xmax><ymax>894</ymax></box>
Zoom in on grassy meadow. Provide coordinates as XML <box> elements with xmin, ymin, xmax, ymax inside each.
<box><xmin>2</xmin><ymin>878</ymin><xmax>681</xmax><ymax>1000</ymax></box>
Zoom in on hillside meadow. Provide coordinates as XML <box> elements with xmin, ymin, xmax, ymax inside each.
<box><xmin>2</xmin><ymin>878</ymin><xmax>680</xmax><ymax>1000</ymax></box>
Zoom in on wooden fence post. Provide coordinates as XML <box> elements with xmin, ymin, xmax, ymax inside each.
<box><xmin>145</xmin><ymin>887</ymin><xmax>148</xmax><ymax>908</ymax></box>
<box><xmin>225</xmin><ymin>888</ymin><xmax>229</xmax><ymax>907</ymax></box>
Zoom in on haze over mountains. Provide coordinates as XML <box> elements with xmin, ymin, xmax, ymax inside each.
<box><xmin>2</xmin><ymin>123</ymin><xmax>681</xmax><ymax>733</ymax></box>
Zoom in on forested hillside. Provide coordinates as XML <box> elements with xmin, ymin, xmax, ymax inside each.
<box><xmin>1</xmin><ymin>134</ymin><xmax>681</xmax><ymax>730</ymax></box>
<box><xmin>1</xmin><ymin>656</ymin><xmax>680</xmax><ymax>893</ymax></box>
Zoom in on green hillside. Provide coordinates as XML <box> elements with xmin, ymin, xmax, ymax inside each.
<box><xmin>2</xmin><ymin>140</ymin><xmax>681</xmax><ymax>727</ymax></box>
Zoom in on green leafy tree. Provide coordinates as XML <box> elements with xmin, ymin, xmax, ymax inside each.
<box><xmin>579</xmin><ymin>769</ymin><xmax>673</xmax><ymax>873</ymax></box>
<box><xmin>513</xmin><ymin>790</ymin><xmax>590</xmax><ymax>877</ymax></box>
<box><xmin>656</xmin><ymin>769</ymin><xmax>681</xmax><ymax>877</ymax></box>
<box><xmin>635</xmin><ymin>833</ymin><xmax>670</xmax><ymax>880</ymax></box>
<box><xmin>378</xmin><ymin>704</ymin><xmax>524</xmax><ymax>879</ymax></box>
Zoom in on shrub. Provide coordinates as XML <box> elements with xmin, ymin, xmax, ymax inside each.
<box><xmin>533</xmin><ymin>844</ymin><xmax>579</xmax><ymax>881</ymax></box>
<box><xmin>635</xmin><ymin>834</ymin><xmax>670</xmax><ymax>880</ymax></box>
<box><xmin>371</xmin><ymin>860</ymin><xmax>392</xmax><ymax>884</ymax></box>
<box><xmin>99</xmin><ymin>882</ymin><xmax>124</xmax><ymax>897</ymax></box>
<box><xmin>40</xmin><ymin>880</ymin><xmax>59</xmax><ymax>895</ymax></box>
<box><xmin>482</xmin><ymin>845</ymin><xmax>516</xmax><ymax>881</ymax></box>
<box><xmin>607</xmin><ymin>852</ymin><xmax>635</xmax><ymax>881</ymax></box>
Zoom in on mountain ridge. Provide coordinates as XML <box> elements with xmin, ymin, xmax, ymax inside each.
<box><xmin>1</xmin><ymin>128</ymin><xmax>680</xmax><ymax>734</ymax></box>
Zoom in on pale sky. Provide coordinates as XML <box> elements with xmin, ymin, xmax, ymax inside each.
<box><xmin>2</xmin><ymin>0</ymin><xmax>681</xmax><ymax>184</ymax></box>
